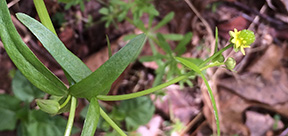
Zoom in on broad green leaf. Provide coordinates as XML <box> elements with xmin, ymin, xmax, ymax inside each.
<box><xmin>18</xmin><ymin>110</ymin><xmax>79</xmax><ymax>136</ymax></box>
<box><xmin>12</xmin><ymin>70</ymin><xmax>45</xmax><ymax>103</ymax></box>
<box><xmin>81</xmin><ymin>97</ymin><xmax>100</xmax><ymax>136</ymax></box>
<box><xmin>152</xmin><ymin>12</ymin><xmax>174</xmax><ymax>31</ymax></box>
<box><xmin>68</xmin><ymin>34</ymin><xmax>146</xmax><ymax>99</ymax></box>
<box><xmin>175</xmin><ymin>32</ymin><xmax>193</xmax><ymax>56</ymax></box>
<box><xmin>0</xmin><ymin>94</ymin><xmax>21</xmax><ymax>131</ymax></box>
<box><xmin>0</xmin><ymin>0</ymin><xmax>67</xmax><ymax>96</ymax></box>
<box><xmin>16</xmin><ymin>13</ymin><xmax>92</xmax><ymax>83</ymax></box>
<box><xmin>116</xmin><ymin>96</ymin><xmax>155</xmax><ymax>131</ymax></box>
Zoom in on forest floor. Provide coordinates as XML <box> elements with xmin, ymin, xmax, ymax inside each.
<box><xmin>1</xmin><ymin>0</ymin><xmax>288</xmax><ymax>136</ymax></box>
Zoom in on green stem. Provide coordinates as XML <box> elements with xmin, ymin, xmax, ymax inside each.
<box><xmin>199</xmin><ymin>43</ymin><xmax>233</xmax><ymax>68</ymax></box>
<box><xmin>100</xmin><ymin>108</ymin><xmax>127</xmax><ymax>136</ymax></box>
<box><xmin>64</xmin><ymin>96</ymin><xmax>77</xmax><ymax>136</ymax></box>
<box><xmin>33</xmin><ymin>0</ymin><xmax>56</xmax><ymax>35</ymax></box>
<box><xmin>60</xmin><ymin>95</ymin><xmax>71</xmax><ymax>109</ymax></box>
<box><xmin>200</xmin><ymin>62</ymin><xmax>224</xmax><ymax>71</ymax></box>
<box><xmin>199</xmin><ymin>73</ymin><xmax>220</xmax><ymax>136</ymax></box>
<box><xmin>97</xmin><ymin>74</ymin><xmax>188</xmax><ymax>101</ymax></box>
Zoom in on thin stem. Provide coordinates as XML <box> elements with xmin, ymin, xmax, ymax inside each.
<box><xmin>97</xmin><ymin>74</ymin><xmax>188</xmax><ymax>101</ymax></box>
<box><xmin>200</xmin><ymin>62</ymin><xmax>224</xmax><ymax>71</ymax></box>
<box><xmin>199</xmin><ymin>73</ymin><xmax>220</xmax><ymax>136</ymax></box>
<box><xmin>64</xmin><ymin>96</ymin><xmax>77</xmax><ymax>136</ymax></box>
<box><xmin>199</xmin><ymin>44</ymin><xmax>233</xmax><ymax>68</ymax></box>
<box><xmin>59</xmin><ymin>95</ymin><xmax>71</xmax><ymax>109</ymax></box>
<box><xmin>33</xmin><ymin>0</ymin><xmax>56</xmax><ymax>35</ymax></box>
<box><xmin>100</xmin><ymin>108</ymin><xmax>127</xmax><ymax>136</ymax></box>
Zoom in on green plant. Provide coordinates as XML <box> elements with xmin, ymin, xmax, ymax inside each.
<box><xmin>0</xmin><ymin>0</ymin><xmax>255</xmax><ymax>136</ymax></box>
<box><xmin>0</xmin><ymin>70</ymin><xmax>79</xmax><ymax>135</ymax></box>
<box><xmin>81</xmin><ymin>96</ymin><xmax>155</xmax><ymax>134</ymax></box>
<box><xmin>58</xmin><ymin>0</ymin><xmax>90</xmax><ymax>11</ymax></box>
<box><xmin>99</xmin><ymin>0</ymin><xmax>196</xmax><ymax>88</ymax></box>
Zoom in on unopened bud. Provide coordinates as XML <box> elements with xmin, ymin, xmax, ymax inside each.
<box><xmin>225</xmin><ymin>57</ymin><xmax>236</xmax><ymax>70</ymax></box>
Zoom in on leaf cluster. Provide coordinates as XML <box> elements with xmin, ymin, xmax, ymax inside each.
<box><xmin>0</xmin><ymin>71</ymin><xmax>79</xmax><ymax>135</ymax></box>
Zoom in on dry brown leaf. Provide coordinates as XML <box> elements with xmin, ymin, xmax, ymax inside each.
<box><xmin>245</xmin><ymin>111</ymin><xmax>284</xmax><ymax>136</ymax></box>
<box><xmin>153</xmin><ymin>85</ymin><xmax>202</xmax><ymax>125</ymax></box>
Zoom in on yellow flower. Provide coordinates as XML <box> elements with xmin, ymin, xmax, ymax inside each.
<box><xmin>229</xmin><ymin>28</ymin><xmax>255</xmax><ymax>55</ymax></box>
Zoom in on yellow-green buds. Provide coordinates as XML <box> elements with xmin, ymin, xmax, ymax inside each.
<box><xmin>212</xmin><ymin>54</ymin><xmax>225</xmax><ymax>63</ymax></box>
<box><xmin>225</xmin><ymin>57</ymin><xmax>236</xmax><ymax>70</ymax></box>
<box><xmin>36</xmin><ymin>99</ymin><xmax>60</xmax><ymax>115</ymax></box>
<box><xmin>229</xmin><ymin>29</ymin><xmax>255</xmax><ymax>55</ymax></box>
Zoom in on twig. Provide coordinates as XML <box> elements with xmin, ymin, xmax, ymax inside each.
<box><xmin>7</xmin><ymin>0</ymin><xmax>19</xmax><ymax>8</ymax></box>
<box><xmin>226</xmin><ymin>1</ymin><xmax>286</xmax><ymax>29</ymax></box>
<box><xmin>184</xmin><ymin>0</ymin><xmax>215</xmax><ymax>54</ymax></box>
<box><xmin>179</xmin><ymin>112</ymin><xmax>204</xmax><ymax>135</ymax></box>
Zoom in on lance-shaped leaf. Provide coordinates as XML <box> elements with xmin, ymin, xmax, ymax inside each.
<box><xmin>69</xmin><ymin>34</ymin><xmax>146</xmax><ymax>99</ymax></box>
<box><xmin>81</xmin><ymin>97</ymin><xmax>100</xmax><ymax>136</ymax></box>
<box><xmin>0</xmin><ymin>0</ymin><xmax>67</xmax><ymax>96</ymax></box>
<box><xmin>16</xmin><ymin>13</ymin><xmax>92</xmax><ymax>82</ymax></box>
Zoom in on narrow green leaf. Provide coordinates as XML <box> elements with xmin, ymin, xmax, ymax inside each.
<box><xmin>175</xmin><ymin>57</ymin><xmax>201</xmax><ymax>74</ymax></box>
<box><xmin>106</xmin><ymin>35</ymin><xmax>112</xmax><ymax>58</ymax></box>
<box><xmin>152</xmin><ymin>12</ymin><xmax>174</xmax><ymax>31</ymax></box>
<box><xmin>199</xmin><ymin>73</ymin><xmax>220</xmax><ymax>136</ymax></box>
<box><xmin>139</xmin><ymin>54</ymin><xmax>166</xmax><ymax>62</ymax></box>
<box><xmin>81</xmin><ymin>97</ymin><xmax>100</xmax><ymax>136</ymax></box>
<box><xmin>176</xmin><ymin>57</ymin><xmax>220</xmax><ymax>136</ymax></box>
<box><xmin>214</xmin><ymin>27</ymin><xmax>219</xmax><ymax>54</ymax></box>
<box><xmin>153</xmin><ymin>63</ymin><xmax>166</xmax><ymax>87</ymax></box>
<box><xmin>33</xmin><ymin>0</ymin><xmax>57</xmax><ymax>34</ymax></box>
<box><xmin>99</xmin><ymin>8</ymin><xmax>109</xmax><ymax>15</ymax></box>
<box><xmin>162</xmin><ymin>33</ymin><xmax>184</xmax><ymax>41</ymax></box>
<box><xmin>157</xmin><ymin>33</ymin><xmax>172</xmax><ymax>54</ymax></box>
<box><xmin>0</xmin><ymin>0</ymin><xmax>67</xmax><ymax>96</ymax></box>
<box><xmin>69</xmin><ymin>34</ymin><xmax>146</xmax><ymax>99</ymax></box>
<box><xmin>16</xmin><ymin>13</ymin><xmax>92</xmax><ymax>82</ymax></box>
<box><xmin>175</xmin><ymin>32</ymin><xmax>193</xmax><ymax>56</ymax></box>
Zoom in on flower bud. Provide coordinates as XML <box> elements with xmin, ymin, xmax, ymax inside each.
<box><xmin>225</xmin><ymin>57</ymin><xmax>236</xmax><ymax>70</ymax></box>
<box><xmin>212</xmin><ymin>54</ymin><xmax>225</xmax><ymax>63</ymax></box>
<box><xmin>36</xmin><ymin>99</ymin><xmax>60</xmax><ymax>115</ymax></box>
